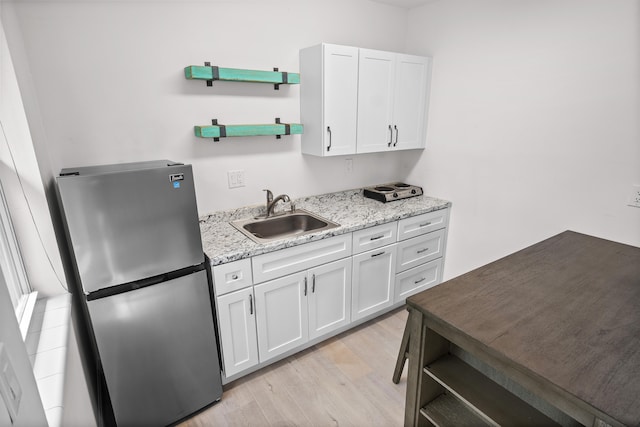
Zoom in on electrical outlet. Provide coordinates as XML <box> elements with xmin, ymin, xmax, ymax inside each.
<box><xmin>0</xmin><ymin>343</ymin><xmax>21</xmax><ymax>423</ymax></box>
<box><xmin>628</xmin><ymin>184</ymin><xmax>640</xmax><ymax>208</ymax></box>
<box><xmin>345</xmin><ymin>158</ymin><xmax>353</xmax><ymax>174</ymax></box>
<box><xmin>227</xmin><ymin>170</ymin><xmax>245</xmax><ymax>189</ymax></box>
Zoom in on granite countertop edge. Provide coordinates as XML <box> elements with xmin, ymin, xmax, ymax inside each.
<box><xmin>200</xmin><ymin>188</ymin><xmax>451</xmax><ymax>266</ymax></box>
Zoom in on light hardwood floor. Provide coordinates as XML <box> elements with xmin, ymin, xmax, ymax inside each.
<box><xmin>179</xmin><ymin>308</ymin><xmax>409</xmax><ymax>426</ymax></box>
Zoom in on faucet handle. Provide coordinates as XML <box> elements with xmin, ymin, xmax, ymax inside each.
<box><xmin>263</xmin><ymin>189</ymin><xmax>273</xmax><ymax>202</ymax></box>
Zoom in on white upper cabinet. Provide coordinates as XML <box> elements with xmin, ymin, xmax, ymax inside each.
<box><xmin>392</xmin><ymin>54</ymin><xmax>432</xmax><ymax>150</ymax></box>
<box><xmin>300</xmin><ymin>43</ymin><xmax>359</xmax><ymax>156</ymax></box>
<box><xmin>357</xmin><ymin>50</ymin><xmax>431</xmax><ymax>153</ymax></box>
<box><xmin>300</xmin><ymin>43</ymin><xmax>432</xmax><ymax>156</ymax></box>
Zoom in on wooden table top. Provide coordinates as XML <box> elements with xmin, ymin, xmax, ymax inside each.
<box><xmin>407</xmin><ymin>231</ymin><xmax>640</xmax><ymax>426</ymax></box>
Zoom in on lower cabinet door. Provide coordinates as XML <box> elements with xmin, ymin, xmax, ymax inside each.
<box><xmin>308</xmin><ymin>258</ymin><xmax>352</xmax><ymax>340</ymax></box>
<box><xmin>352</xmin><ymin>244</ymin><xmax>397</xmax><ymax>321</ymax></box>
<box><xmin>394</xmin><ymin>257</ymin><xmax>443</xmax><ymax>303</ymax></box>
<box><xmin>254</xmin><ymin>271</ymin><xmax>309</xmax><ymax>362</ymax></box>
<box><xmin>217</xmin><ymin>287</ymin><xmax>259</xmax><ymax>378</ymax></box>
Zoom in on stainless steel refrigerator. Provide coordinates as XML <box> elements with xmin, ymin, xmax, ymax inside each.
<box><xmin>56</xmin><ymin>160</ymin><xmax>222</xmax><ymax>426</ymax></box>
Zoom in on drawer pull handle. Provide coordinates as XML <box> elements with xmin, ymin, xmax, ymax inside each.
<box><xmin>419</xmin><ymin>222</ymin><xmax>432</xmax><ymax>227</ymax></box>
<box><xmin>370</xmin><ymin>235</ymin><xmax>384</xmax><ymax>241</ymax></box>
<box><xmin>417</xmin><ymin>248</ymin><xmax>429</xmax><ymax>254</ymax></box>
<box><xmin>249</xmin><ymin>294</ymin><xmax>253</xmax><ymax>315</ymax></box>
<box><xmin>414</xmin><ymin>277</ymin><xmax>426</xmax><ymax>284</ymax></box>
<box><xmin>231</xmin><ymin>274</ymin><xmax>239</xmax><ymax>280</ymax></box>
<box><xmin>371</xmin><ymin>251</ymin><xmax>385</xmax><ymax>258</ymax></box>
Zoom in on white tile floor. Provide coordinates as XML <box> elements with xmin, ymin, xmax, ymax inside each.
<box><xmin>26</xmin><ymin>294</ymin><xmax>71</xmax><ymax>427</ymax></box>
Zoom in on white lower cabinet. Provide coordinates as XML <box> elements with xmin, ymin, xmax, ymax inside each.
<box><xmin>216</xmin><ymin>287</ymin><xmax>259</xmax><ymax>378</ymax></box>
<box><xmin>254</xmin><ymin>258</ymin><xmax>353</xmax><ymax>362</ymax></box>
<box><xmin>393</xmin><ymin>209</ymin><xmax>450</xmax><ymax>303</ymax></box>
<box><xmin>308</xmin><ymin>258</ymin><xmax>352</xmax><ymax>340</ymax></box>
<box><xmin>254</xmin><ymin>271</ymin><xmax>308</xmax><ymax>362</ymax></box>
<box><xmin>215</xmin><ymin>208</ymin><xmax>450</xmax><ymax>381</ymax></box>
<box><xmin>352</xmin><ymin>244</ymin><xmax>397</xmax><ymax>321</ymax></box>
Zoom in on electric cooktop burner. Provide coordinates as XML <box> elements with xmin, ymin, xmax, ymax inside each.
<box><xmin>363</xmin><ymin>182</ymin><xmax>423</xmax><ymax>203</ymax></box>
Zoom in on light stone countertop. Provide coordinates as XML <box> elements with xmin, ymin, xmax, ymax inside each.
<box><xmin>199</xmin><ymin>188</ymin><xmax>451</xmax><ymax>266</ymax></box>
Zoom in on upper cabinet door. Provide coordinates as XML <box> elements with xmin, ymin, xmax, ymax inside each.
<box><xmin>392</xmin><ymin>54</ymin><xmax>432</xmax><ymax>150</ymax></box>
<box><xmin>300</xmin><ymin>43</ymin><xmax>358</xmax><ymax>156</ymax></box>
<box><xmin>324</xmin><ymin>44</ymin><xmax>359</xmax><ymax>156</ymax></box>
<box><xmin>356</xmin><ymin>49</ymin><xmax>395</xmax><ymax>154</ymax></box>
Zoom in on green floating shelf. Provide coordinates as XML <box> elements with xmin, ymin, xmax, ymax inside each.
<box><xmin>195</xmin><ymin>119</ymin><xmax>303</xmax><ymax>140</ymax></box>
<box><xmin>185</xmin><ymin>64</ymin><xmax>300</xmax><ymax>88</ymax></box>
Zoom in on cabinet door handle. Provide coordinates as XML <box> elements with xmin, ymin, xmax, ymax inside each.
<box><xmin>419</xmin><ymin>221</ymin><xmax>432</xmax><ymax>227</ymax></box>
<box><xmin>304</xmin><ymin>276</ymin><xmax>308</xmax><ymax>296</ymax></box>
<box><xmin>370</xmin><ymin>235</ymin><xmax>384</xmax><ymax>241</ymax></box>
<box><xmin>312</xmin><ymin>274</ymin><xmax>316</xmax><ymax>293</ymax></box>
<box><xmin>371</xmin><ymin>251</ymin><xmax>385</xmax><ymax>258</ymax></box>
<box><xmin>327</xmin><ymin>126</ymin><xmax>332</xmax><ymax>152</ymax></box>
<box><xmin>388</xmin><ymin>125</ymin><xmax>393</xmax><ymax>147</ymax></box>
<box><xmin>417</xmin><ymin>247</ymin><xmax>429</xmax><ymax>254</ymax></box>
<box><xmin>393</xmin><ymin>125</ymin><xmax>399</xmax><ymax>147</ymax></box>
<box><xmin>249</xmin><ymin>294</ymin><xmax>253</xmax><ymax>315</ymax></box>
<box><xmin>414</xmin><ymin>277</ymin><xmax>427</xmax><ymax>285</ymax></box>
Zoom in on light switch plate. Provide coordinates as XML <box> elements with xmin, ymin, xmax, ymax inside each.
<box><xmin>227</xmin><ymin>170</ymin><xmax>246</xmax><ymax>189</ymax></box>
<box><xmin>0</xmin><ymin>343</ymin><xmax>21</xmax><ymax>423</ymax></box>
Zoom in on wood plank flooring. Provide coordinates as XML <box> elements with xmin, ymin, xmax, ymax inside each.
<box><xmin>179</xmin><ymin>308</ymin><xmax>409</xmax><ymax>426</ymax></box>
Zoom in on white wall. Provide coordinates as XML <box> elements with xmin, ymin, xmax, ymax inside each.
<box><xmin>0</xmin><ymin>7</ymin><xmax>66</xmax><ymax>298</ymax></box>
<box><xmin>7</xmin><ymin>0</ymin><xmax>423</xmax><ymax>216</ymax></box>
<box><xmin>406</xmin><ymin>0</ymin><xmax>640</xmax><ymax>279</ymax></box>
<box><xmin>7</xmin><ymin>0</ymin><xmax>639</xmax><ymax>308</ymax></box>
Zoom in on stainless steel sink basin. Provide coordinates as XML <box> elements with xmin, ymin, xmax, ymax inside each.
<box><xmin>231</xmin><ymin>209</ymin><xmax>339</xmax><ymax>243</ymax></box>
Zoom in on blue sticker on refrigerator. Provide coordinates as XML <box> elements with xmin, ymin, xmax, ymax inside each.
<box><xmin>170</xmin><ymin>173</ymin><xmax>184</xmax><ymax>189</ymax></box>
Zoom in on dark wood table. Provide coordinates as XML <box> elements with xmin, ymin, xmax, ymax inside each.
<box><xmin>404</xmin><ymin>231</ymin><xmax>640</xmax><ymax>427</ymax></box>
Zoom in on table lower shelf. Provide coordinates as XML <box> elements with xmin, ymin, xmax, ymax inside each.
<box><xmin>421</xmin><ymin>354</ymin><xmax>559</xmax><ymax>426</ymax></box>
<box><xmin>421</xmin><ymin>393</ymin><xmax>492</xmax><ymax>427</ymax></box>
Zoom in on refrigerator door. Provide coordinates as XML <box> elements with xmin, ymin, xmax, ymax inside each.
<box><xmin>87</xmin><ymin>269</ymin><xmax>222</xmax><ymax>426</ymax></box>
<box><xmin>57</xmin><ymin>162</ymin><xmax>204</xmax><ymax>294</ymax></box>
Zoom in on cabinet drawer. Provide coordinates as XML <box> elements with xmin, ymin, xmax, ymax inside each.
<box><xmin>213</xmin><ymin>258</ymin><xmax>253</xmax><ymax>296</ymax></box>
<box><xmin>352</xmin><ymin>222</ymin><xmax>397</xmax><ymax>255</ymax></box>
<box><xmin>396</xmin><ymin>228</ymin><xmax>445</xmax><ymax>273</ymax></box>
<box><xmin>395</xmin><ymin>258</ymin><xmax>442</xmax><ymax>303</ymax></box>
<box><xmin>397</xmin><ymin>208</ymin><xmax>449</xmax><ymax>241</ymax></box>
<box><xmin>252</xmin><ymin>234</ymin><xmax>352</xmax><ymax>284</ymax></box>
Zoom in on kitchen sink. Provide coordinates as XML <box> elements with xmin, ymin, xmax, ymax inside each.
<box><xmin>231</xmin><ymin>209</ymin><xmax>340</xmax><ymax>243</ymax></box>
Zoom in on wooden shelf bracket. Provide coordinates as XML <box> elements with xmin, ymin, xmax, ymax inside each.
<box><xmin>185</xmin><ymin>63</ymin><xmax>300</xmax><ymax>90</ymax></box>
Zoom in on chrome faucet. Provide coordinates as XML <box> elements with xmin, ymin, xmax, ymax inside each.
<box><xmin>263</xmin><ymin>189</ymin><xmax>293</xmax><ymax>217</ymax></box>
